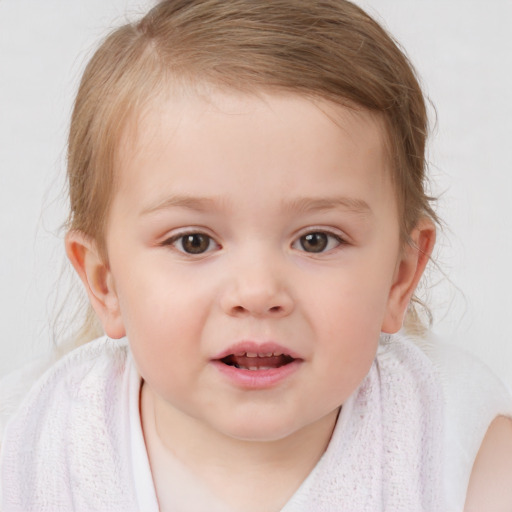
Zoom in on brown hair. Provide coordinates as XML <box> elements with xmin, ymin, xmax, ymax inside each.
<box><xmin>67</xmin><ymin>0</ymin><xmax>436</xmax><ymax>341</ymax></box>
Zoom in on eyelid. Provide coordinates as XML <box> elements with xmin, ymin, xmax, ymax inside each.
<box><xmin>160</xmin><ymin>228</ymin><xmax>221</xmax><ymax>254</ymax></box>
<box><xmin>291</xmin><ymin>227</ymin><xmax>349</xmax><ymax>253</ymax></box>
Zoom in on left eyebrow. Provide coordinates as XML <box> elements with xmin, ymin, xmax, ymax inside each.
<box><xmin>283</xmin><ymin>196</ymin><xmax>373</xmax><ymax>216</ymax></box>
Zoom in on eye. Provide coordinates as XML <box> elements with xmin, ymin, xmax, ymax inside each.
<box><xmin>165</xmin><ymin>232</ymin><xmax>218</xmax><ymax>255</ymax></box>
<box><xmin>293</xmin><ymin>231</ymin><xmax>343</xmax><ymax>253</ymax></box>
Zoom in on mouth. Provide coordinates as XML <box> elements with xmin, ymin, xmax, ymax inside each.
<box><xmin>220</xmin><ymin>352</ymin><xmax>296</xmax><ymax>371</ymax></box>
<box><xmin>212</xmin><ymin>343</ymin><xmax>302</xmax><ymax>388</ymax></box>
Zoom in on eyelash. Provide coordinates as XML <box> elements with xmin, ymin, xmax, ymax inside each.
<box><xmin>162</xmin><ymin>231</ymin><xmax>220</xmax><ymax>255</ymax></box>
<box><xmin>162</xmin><ymin>229</ymin><xmax>346</xmax><ymax>256</ymax></box>
<box><xmin>291</xmin><ymin>230</ymin><xmax>345</xmax><ymax>254</ymax></box>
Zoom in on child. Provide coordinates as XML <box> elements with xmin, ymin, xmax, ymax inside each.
<box><xmin>1</xmin><ymin>1</ymin><xmax>512</xmax><ymax>510</ymax></box>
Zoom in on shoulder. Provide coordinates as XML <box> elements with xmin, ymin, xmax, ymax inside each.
<box><xmin>464</xmin><ymin>415</ymin><xmax>512</xmax><ymax>511</ymax></box>
<box><xmin>0</xmin><ymin>355</ymin><xmax>53</xmax><ymax>441</ymax></box>
<box><xmin>0</xmin><ymin>337</ymin><xmax>130</xmax><ymax>443</ymax></box>
<box><xmin>410</xmin><ymin>332</ymin><xmax>512</xmax><ymax>509</ymax></box>
<box><xmin>412</xmin><ymin>333</ymin><xmax>512</xmax><ymax>428</ymax></box>
<box><xmin>0</xmin><ymin>336</ymin><xmax>131</xmax><ymax>465</ymax></box>
<box><xmin>0</xmin><ymin>337</ymin><xmax>141</xmax><ymax>510</ymax></box>
<box><xmin>16</xmin><ymin>336</ymin><xmax>130</xmax><ymax>405</ymax></box>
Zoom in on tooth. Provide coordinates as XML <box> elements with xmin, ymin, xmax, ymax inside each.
<box><xmin>248</xmin><ymin>366</ymin><xmax>259</xmax><ymax>371</ymax></box>
<box><xmin>259</xmin><ymin>366</ymin><xmax>272</xmax><ymax>370</ymax></box>
<box><xmin>247</xmin><ymin>352</ymin><xmax>258</xmax><ymax>358</ymax></box>
<box><xmin>263</xmin><ymin>352</ymin><xmax>272</xmax><ymax>357</ymax></box>
<box><xmin>273</xmin><ymin>352</ymin><xmax>282</xmax><ymax>357</ymax></box>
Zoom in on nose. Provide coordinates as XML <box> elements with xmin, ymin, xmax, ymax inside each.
<box><xmin>220</xmin><ymin>258</ymin><xmax>294</xmax><ymax>318</ymax></box>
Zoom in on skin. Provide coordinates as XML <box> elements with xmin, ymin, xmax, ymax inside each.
<box><xmin>465</xmin><ymin>416</ymin><xmax>512</xmax><ymax>511</ymax></box>
<box><xmin>68</xmin><ymin>90</ymin><xmax>490</xmax><ymax>511</ymax></box>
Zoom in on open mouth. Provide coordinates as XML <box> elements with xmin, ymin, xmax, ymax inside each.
<box><xmin>220</xmin><ymin>352</ymin><xmax>295</xmax><ymax>371</ymax></box>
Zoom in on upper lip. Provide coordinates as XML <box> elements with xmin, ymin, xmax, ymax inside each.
<box><xmin>212</xmin><ymin>341</ymin><xmax>302</xmax><ymax>361</ymax></box>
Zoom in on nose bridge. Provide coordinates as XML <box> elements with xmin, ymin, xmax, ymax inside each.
<box><xmin>221</xmin><ymin>245</ymin><xmax>293</xmax><ymax>317</ymax></box>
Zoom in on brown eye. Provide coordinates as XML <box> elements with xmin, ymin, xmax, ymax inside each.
<box><xmin>299</xmin><ymin>232</ymin><xmax>328</xmax><ymax>253</ymax></box>
<box><xmin>294</xmin><ymin>231</ymin><xmax>343</xmax><ymax>253</ymax></box>
<box><xmin>179</xmin><ymin>233</ymin><xmax>213</xmax><ymax>254</ymax></box>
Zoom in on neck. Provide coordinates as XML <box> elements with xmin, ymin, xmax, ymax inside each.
<box><xmin>141</xmin><ymin>382</ymin><xmax>339</xmax><ymax>512</ymax></box>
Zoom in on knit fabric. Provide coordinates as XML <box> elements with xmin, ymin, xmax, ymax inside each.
<box><xmin>282</xmin><ymin>335</ymin><xmax>444</xmax><ymax>511</ymax></box>
<box><xmin>0</xmin><ymin>338</ymin><xmax>145</xmax><ymax>512</ymax></box>
<box><xmin>415</xmin><ymin>337</ymin><xmax>512</xmax><ymax>509</ymax></box>
<box><xmin>1</xmin><ymin>333</ymin><xmax>506</xmax><ymax>511</ymax></box>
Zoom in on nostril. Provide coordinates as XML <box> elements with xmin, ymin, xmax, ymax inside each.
<box><xmin>230</xmin><ymin>304</ymin><xmax>283</xmax><ymax>316</ymax></box>
<box><xmin>223</xmin><ymin>290</ymin><xmax>293</xmax><ymax>318</ymax></box>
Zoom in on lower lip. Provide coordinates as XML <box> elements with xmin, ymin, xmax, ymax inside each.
<box><xmin>211</xmin><ymin>360</ymin><xmax>302</xmax><ymax>389</ymax></box>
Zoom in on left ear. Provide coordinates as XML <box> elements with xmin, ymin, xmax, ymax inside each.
<box><xmin>381</xmin><ymin>218</ymin><xmax>436</xmax><ymax>333</ymax></box>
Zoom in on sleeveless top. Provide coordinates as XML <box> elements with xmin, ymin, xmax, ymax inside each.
<box><xmin>0</xmin><ymin>333</ymin><xmax>511</xmax><ymax>511</ymax></box>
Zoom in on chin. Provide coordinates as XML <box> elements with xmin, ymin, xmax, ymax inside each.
<box><xmin>216</xmin><ymin>415</ymin><xmax>306</xmax><ymax>443</ymax></box>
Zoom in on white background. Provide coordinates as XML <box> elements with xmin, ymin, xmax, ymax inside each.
<box><xmin>1</xmin><ymin>1</ymin><xmax>511</xmax><ymax>389</ymax></box>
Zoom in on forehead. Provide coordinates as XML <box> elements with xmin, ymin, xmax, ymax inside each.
<box><xmin>113</xmin><ymin>90</ymin><xmax>394</xmax><ymax>214</ymax></box>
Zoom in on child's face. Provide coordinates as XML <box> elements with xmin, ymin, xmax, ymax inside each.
<box><xmin>98</xmin><ymin>91</ymin><xmax>421</xmax><ymax>441</ymax></box>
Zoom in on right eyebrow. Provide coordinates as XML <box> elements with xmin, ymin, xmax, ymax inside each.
<box><xmin>140</xmin><ymin>195</ymin><xmax>223</xmax><ymax>215</ymax></box>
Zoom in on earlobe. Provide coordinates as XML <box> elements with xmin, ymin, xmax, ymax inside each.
<box><xmin>381</xmin><ymin>219</ymin><xmax>436</xmax><ymax>334</ymax></box>
<box><xmin>65</xmin><ymin>231</ymin><xmax>126</xmax><ymax>339</ymax></box>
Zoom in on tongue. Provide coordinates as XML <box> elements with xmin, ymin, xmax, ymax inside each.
<box><xmin>225</xmin><ymin>354</ymin><xmax>292</xmax><ymax>369</ymax></box>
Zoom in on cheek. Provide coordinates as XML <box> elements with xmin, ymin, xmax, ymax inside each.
<box><xmin>303</xmin><ymin>264</ymin><xmax>393</xmax><ymax>389</ymax></box>
<box><xmin>311</xmin><ymin>266</ymin><xmax>394</xmax><ymax>333</ymax></box>
<box><xmin>126</xmin><ymin>306</ymin><xmax>202</xmax><ymax>408</ymax></box>
<box><xmin>113</xmin><ymin>264</ymin><xmax>218</xmax><ymax>386</ymax></box>
<box><xmin>115</xmin><ymin>260</ymin><xmax>212</xmax><ymax>333</ymax></box>
<box><xmin>315</xmin><ymin>292</ymin><xmax>381</xmax><ymax>369</ymax></box>
<box><xmin>314</xmin><ymin>296</ymin><xmax>382</xmax><ymax>403</ymax></box>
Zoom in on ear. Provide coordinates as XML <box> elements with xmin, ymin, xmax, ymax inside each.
<box><xmin>381</xmin><ymin>218</ymin><xmax>436</xmax><ymax>334</ymax></box>
<box><xmin>65</xmin><ymin>231</ymin><xmax>126</xmax><ymax>339</ymax></box>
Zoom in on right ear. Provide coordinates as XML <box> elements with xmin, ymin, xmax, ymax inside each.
<box><xmin>65</xmin><ymin>231</ymin><xmax>126</xmax><ymax>339</ymax></box>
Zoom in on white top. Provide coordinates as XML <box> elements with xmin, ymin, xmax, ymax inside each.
<box><xmin>416</xmin><ymin>337</ymin><xmax>512</xmax><ymax>508</ymax></box>
<box><xmin>0</xmin><ymin>333</ymin><xmax>511</xmax><ymax>511</ymax></box>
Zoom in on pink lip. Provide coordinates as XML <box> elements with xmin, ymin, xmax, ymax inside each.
<box><xmin>211</xmin><ymin>359</ymin><xmax>302</xmax><ymax>389</ymax></box>
<box><xmin>211</xmin><ymin>341</ymin><xmax>303</xmax><ymax>390</ymax></box>
<box><xmin>212</xmin><ymin>341</ymin><xmax>302</xmax><ymax>360</ymax></box>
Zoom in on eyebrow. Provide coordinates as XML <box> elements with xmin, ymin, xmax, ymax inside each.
<box><xmin>141</xmin><ymin>195</ymin><xmax>222</xmax><ymax>215</ymax></box>
<box><xmin>283</xmin><ymin>196</ymin><xmax>373</xmax><ymax>216</ymax></box>
<box><xmin>141</xmin><ymin>194</ymin><xmax>372</xmax><ymax>216</ymax></box>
